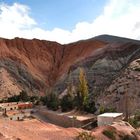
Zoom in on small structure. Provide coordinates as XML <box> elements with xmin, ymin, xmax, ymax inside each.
<box><xmin>0</xmin><ymin>102</ymin><xmax>33</xmax><ymax>121</ymax></box>
<box><xmin>0</xmin><ymin>102</ymin><xmax>32</xmax><ymax>111</ymax></box>
<box><xmin>22</xmin><ymin>109</ymin><xmax>33</xmax><ymax>117</ymax></box>
<box><xmin>0</xmin><ymin>102</ymin><xmax>18</xmax><ymax>111</ymax></box>
<box><xmin>18</xmin><ymin>102</ymin><xmax>33</xmax><ymax>110</ymax></box>
<box><xmin>97</xmin><ymin>113</ymin><xmax>123</xmax><ymax>126</ymax></box>
<box><xmin>38</xmin><ymin>108</ymin><xmax>96</xmax><ymax>128</ymax></box>
<box><xmin>6</xmin><ymin>110</ymin><xmax>24</xmax><ymax>121</ymax></box>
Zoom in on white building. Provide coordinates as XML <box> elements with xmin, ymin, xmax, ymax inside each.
<box><xmin>0</xmin><ymin>102</ymin><xmax>18</xmax><ymax>111</ymax></box>
<box><xmin>6</xmin><ymin>111</ymin><xmax>24</xmax><ymax>121</ymax></box>
<box><xmin>97</xmin><ymin>113</ymin><xmax>123</xmax><ymax>126</ymax></box>
<box><xmin>0</xmin><ymin>102</ymin><xmax>33</xmax><ymax>121</ymax></box>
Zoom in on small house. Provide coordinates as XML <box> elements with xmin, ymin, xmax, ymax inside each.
<box><xmin>0</xmin><ymin>102</ymin><xmax>18</xmax><ymax>111</ymax></box>
<box><xmin>18</xmin><ymin>102</ymin><xmax>33</xmax><ymax>110</ymax></box>
<box><xmin>6</xmin><ymin>111</ymin><xmax>24</xmax><ymax>121</ymax></box>
<box><xmin>97</xmin><ymin>113</ymin><xmax>123</xmax><ymax>126</ymax></box>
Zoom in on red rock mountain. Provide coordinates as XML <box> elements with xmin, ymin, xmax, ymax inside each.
<box><xmin>0</xmin><ymin>36</ymin><xmax>107</xmax><ymax>97</ymax></box>
<box><xmin>0</xmin><ymin>34</ymin><xmax>140</xmax><ymax>113</ymax></box>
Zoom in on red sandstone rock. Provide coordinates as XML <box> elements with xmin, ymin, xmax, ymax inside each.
<box><xmin>0</xmin><ymin>37</ymin><xmax>107</xmax><ymax>97</ymax></box>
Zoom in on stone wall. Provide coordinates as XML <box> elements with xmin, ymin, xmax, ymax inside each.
<box><xmin>38</xmin><ymin>109</ymin><xmax>94</xmax><ymax>128</ymax></box>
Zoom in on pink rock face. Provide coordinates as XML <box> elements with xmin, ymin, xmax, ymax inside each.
<box><xmin>0</xmin><ymin>35</ymin><xmax>140</xmax><ymax>99</ymax></box>
<box><xmin>0</xmin><ymin>37</ymin><xmax>107</xmax><ymax>97</ymax></box>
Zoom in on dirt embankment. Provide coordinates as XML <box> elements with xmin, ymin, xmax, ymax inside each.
<box><xmin>0</xmin><ymin>119</ymin><xmax>81</xmax><ymax>140</ymax></box>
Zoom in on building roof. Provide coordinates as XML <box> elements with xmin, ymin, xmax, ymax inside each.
<box><xmin>0</xmin><ymin>102</ymin><xmax>18</xmax><ymax>107</ymax></box>
<box><xmin>98</xmin><ymin>113</ymin><xmax>123</xmax><ymax>118</ymax></box>
<box><xmin>0</xmin><ymin>102</ymin><xmax>32</xmax><ymax>108</ymax></box>
<box><xmin>6</xmin><ymin>110</ymin><xmax>21</xmax><ymax>116</ymax></box>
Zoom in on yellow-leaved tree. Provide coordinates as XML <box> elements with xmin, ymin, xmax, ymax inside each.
<box><xmin>78</xmin><ymin>68</ymin><xmax>89</xmax><ymax>108</ymax></box>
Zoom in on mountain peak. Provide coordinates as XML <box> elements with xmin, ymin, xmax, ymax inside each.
<box><xmin>93</xmin><ymin>34</ymin><xmax>140</xmax><ymax>44</ymax></box>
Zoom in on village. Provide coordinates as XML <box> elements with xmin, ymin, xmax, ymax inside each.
<box><xmin>0</xmin><ymin>100</ymin><xmax>124</xmax><ymax>129</ymax></box>
<box><xmin>0</xmin><ymin>65</ymin><xmax>139</xmax><ymax>139</ymax></box>
<box><xmin>0</xmin><ymin>102</ymin><xmax>33</xmax><ymax>121</ymax></box>
<box><xmin>0</xmin><ymin>96</ymin><xmax>140</xmax><ymax>140</ymax></box>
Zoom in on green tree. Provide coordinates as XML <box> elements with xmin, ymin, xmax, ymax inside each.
<box><xmin>60</xmin><ymin>69</ymin><xmax>77</xmax><ymax>112</ymax></box>
<box><xmin>7</xmin><ymin>95</ymin><xmax>20</xmax><ymax>102</ymax></box>
<box><xmin>78</xmin><ymin>68</ymin><xmax>89</xmax><ymax>108</ymax></box>
<box><xmin>84</xmin><ymin>99</ymin><xmax>97</xmax><ymax>114</ymax></box>
<box><xmin>46</xmin><ymin>92</ymin><xmax>59</xmax><ymax>111</ymax></box>
<box><xmin>74</xmin><ymin>68</ymin><xmax>97</xmax><ymax>113</ymax></box>
<box><xmin>19</xmin><ymin>90</ymin><xmax>29</xmax><ymax>101</ymax></box>
<box><xmin>40</xmin><ymin>96</ymin><xmax>47</xmax><ymax>105</ymax></box>
<box><xmin>60</xmin><ymin>94</ymin><xmax>74</xmax><ymax>112</ymax></box>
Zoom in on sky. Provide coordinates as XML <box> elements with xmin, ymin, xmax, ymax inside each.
<box><xmin>0</xmin><ymin>0</ymin><xmax>140</xmax><ymax>44</ymax></box>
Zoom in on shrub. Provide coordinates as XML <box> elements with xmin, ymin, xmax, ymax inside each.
<box><xmin>74</xmin><ymin>91</ymin><xmax>83</xmax><ymax>108</ymax></box>
<box><xmin>60</xmin><ymin>94</ymin><xmax>74</xmax><ymax>112</ymax></box>
<box><xmin>46</xmin><ymin>92</ymin><xmax>59</xmax><ymax>111</ymax></box>
<box><xmin>134</xmin><ymin>110</ymin><xmax>140</xmax><ymax>120</ymax></box>
<box><xmin>83</xmin><ymin>100</ymin><xmax>97</xmax><ymax>114</ymax></box>
<box><xmin>29</xmin><ymin>96</ymin><xmax>39</xmax><ymax>103</ymax></box>
<box><xmin>19</xmin><ymin>90</ymin><xmax>29</xmax><ymax>101</ymax></box>
<box><xmin>75</xmin><ymin>131</ymin><xmax>95</xmax><ymax>140</ymax></box>
<box><xmin>134</xmin><ymin>67</ymin><xmax>140</xmax><ymax>71</ymax></box>
<box><xmin>129</xmin><ymin>110</ymin><xmax>140</xmax><ymax>128</ymax></box>
<box><xmin>7</xmin><ymin>90</ymin><xmax>29</xmax><ymax>102</ymax></box>
<box><xmin>99</xmin><ymin>106</ymin><xmax>116</xmax><ymax>114</ymax></box>
<box><xmin>121</xmin><ymin>135</ymin><xmax>137</xmax><ymax>140</ymax></box>
<box><xmin>40</xmin><ymin>96</ymin><xmax>47</xmax><ymax>105</ymax></box>
<box><xmin>7</xmin><ymin>95</ymin><xmax>20</xmax><ymax>102</ymax></box>
<box><xmin>102</xmin><ymin>130</ymin><xmax>115</xmax><ymax>140</ymax></box>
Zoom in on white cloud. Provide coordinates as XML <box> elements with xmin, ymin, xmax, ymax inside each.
<box><xmin>0</xmin><ymin>1</ymin><xmax>140</xmax><ymax>44</ymax></box>
<box><xmin>0</xmin><ymin>3</ymin><xmax>36</xmax><ymax>38</ymax></box>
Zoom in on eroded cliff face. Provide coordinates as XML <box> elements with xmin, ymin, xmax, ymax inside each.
<box><xmin>0</xmin><ymin>37</ymin><xmax>107</xmax><ymax>98</ymax></box>
<box><xmin>55</xmin><ymin>41</ymin><xmax>140</xmax><ymax>97</ymax></box>
<box><xmin>0</xmin><ymin>35</ymin><xmax>140</xmax><ymax>103</ymax></box>
<box><xmin>98</xmin><ymin>58</ymin><xmax>140</xmax><ymax>114</ymax></box>
<box><xmin>0</xmin><ymin>37</ymin><xmax>66</xmax><ymax>97</ymax></box>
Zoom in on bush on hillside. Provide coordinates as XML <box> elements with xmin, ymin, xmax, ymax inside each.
<box><xmin>83</xmin><ymin>100</ymin><xmax>97</xmax><ymax>114</ymax></box>
<box><xmin>19</xmin><ymin>90</ymin><xmax>29</xmax><ymax>101</ymax></box>
<box><xmin>46</xmin><ymin>92</ymin><xmax>59</xmax><ymax>111</ymax></box>
<box><xmin>7</xmin><ymin>90</ymin><xmax>29</xmax><ymax>102</ymax></box>
<box><xmin>7</xmin><ymin>95</ymin><xmax>20</xmax><ymax>102</ymax></box>
<box><xmin>129</xmin><ymin>111</ymin><xmax>140</xmax><ymax>128</ymax></box>
<box><xmin>121</xmin><ymin>134</ymin><xmax>137</xmax><ymax>140</ymax></box>
<box><xmin>40</xmin><ymin>96</ymin><xmax>47</xmax><ymax>105</ymax></box>
<box><xmin>75</xmin><ymin>131</ymin><xmax>95</xmax><ymax>140</ymax></box>
<box><xmin>99</xmin><ymin>106</ymin><xmax>116</xmax><ymax>114</ymax></box>
<box><xmin>102</xmin><ymin>130</ymin><xmax>116</xmax><ymax>140</ymax></box>
<box><xmin>60</xmin><ymin>94</ymin><xmax>74</xmax><ymax>112</ymax></box>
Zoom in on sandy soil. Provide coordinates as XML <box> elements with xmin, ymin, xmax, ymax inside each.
<box><xmin>0</xmin><ymin>119</ymin><xmax>81</xmax><ymax>140</ymax></box>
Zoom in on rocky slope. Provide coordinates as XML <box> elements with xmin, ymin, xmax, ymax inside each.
<box><xmin>92</xmin><ymin>121</ymin><xmax>140</xmax><ymax>140</ymax></box>
<box><xmin>98</xmin><ymin>58</ymin><xmax>140</xmax><ymax>114</ymax></box>
<box><xmin>0</xmin><ymin>35</ymin><xmax>140</xmax><ymax>113</ymax></box>
<box><xmin>0</xmin><ymin>36</ymin><xmax>107</xmax><ymax>98</ymax></box>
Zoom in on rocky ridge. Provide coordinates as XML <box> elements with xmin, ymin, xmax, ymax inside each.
<box><xmin>0</xmin><ymin>35</ymin><xmax>140</xmax><ymax>114</ymax></box>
